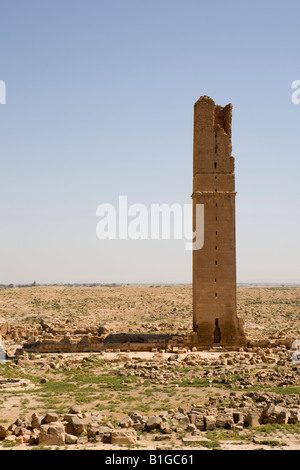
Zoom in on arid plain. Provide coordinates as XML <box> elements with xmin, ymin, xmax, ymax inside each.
<box><xmin>0</xmin><ymin>285</ymin><xmax>299</xmax><ymax>450</ymax></box>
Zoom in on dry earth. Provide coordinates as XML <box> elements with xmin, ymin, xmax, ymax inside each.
<box><xmin>0</xmin><ymin>285</ymin><xmax>299</xmax><ymax>451</ymax></box>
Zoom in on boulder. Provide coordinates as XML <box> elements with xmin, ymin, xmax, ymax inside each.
<box><xmin>86</xmin><ymin>424</ymin><xmax>111</xmax><ymax>442</ymax></box>
<box><xmin>87</xmin><ymin>423</ymin><xmax>101</xmax><ymax>440</ymax></box>
<box><xmin>0</xmin><ymin>425</ymin><xmax>9</xmax><ymax>439</ymax></box>
<box><xmin>194</xmin><ymin>415</ymin><xmax>205</xmax><ymax>431</ymax></box>
<box><xmin>43</xmin><ymin>412</ymin><xmax>59</xmax><ymax>424</ymax></box>
<box><xmin>29</xmin><ymin>428</ymin><xmax>40</xmax><ymax>445</ymax></box>
<box><xmin>159</xmin><ymin>422</ymin><xmax>172</xmax><ymax>434</ymax></box>
<box><xmin>133</xmin><ymin>422</ymin><xmax>145</xmax><ymax>432</ymax></box>
<box><xmin>261</xmin><ymin>404</ymin><xmax>284</xmax><ymax>424</ymax></box>
<box><xmin>277</xmin><ymin>409</ymin><xmax>290</xmax><ymax>425</ymax></box>
<box><xmin>13</xmin><ymin>426</ymin><xmax>24</xmax><ymax>437</ymax></box>
<box><xmin>31</xmin><ymin>413</ymin><xmax>42</xmax><ymax>429</ymax></box>
<box><xmin>289</xmin><ymin>410</ymin><xmax>300</xmax><ymax>424</ymax></box>
<box><xmin>39</xmin><ymin>423</ymin><xmax>65</xmax><ymax>446</ymax></box>
<box><xmin>146</xmin><ymin>416</ymin><xmax>162</xmax><ymax>431</ymax></box>
<box><xmin>64</xmin><ymin>415</ymin><xmax>85</xmax><ymax>436</ymax></box>
<box><xmin>244</xmin><ymin>412</ymin><xmax>260</xmax><ymax>427</ymax></box>
<box><xmin>174</xmin><ymin>413</ymin><xmax>189</xmax><ymax>424</ymax></box>
<box><xmin>216</xmin><ymin>413</ymin><xmax>234</xmax><ymax>429</ymax></box>
<box><xmin>119</xmin><ymin>417</ymin><xmax>134</xmax><ymax>428</ymax></box>
<box><xmin>4</xmin><ymin>435</ymin><xmax>16</xmax><ymax>443</ymax></box>
<box><xmin>98</xmin><ymin>425</ymin><xmax>114</xmax><ymax>435</ymax></box>
<box><xmin>111</xmin><ymin>429</ymin><xmax>137</xmax><ymax>445</ymax></box>
<box><xmin>65</xmin><ymin>433</ymin><xmax>78</xmax><ymax>444</ymax></box>
<box><xmin>15</xmin><ymin>435</ymin><xmax>23</xmax><ymax>445</ymax></box>
<box><xmin>69</xmin><ymin>405</ymin><xmax>82</xmax><ymax>415</ymax></box>
<box><xmin>128</xmin><ymin>411</ymin><xmax>144</xmax><ymax>423</ymax></box>
<box><xmin>22</xmin><ymin>432</ymin><xmax>31</xmax><ymax>443</ymax></box>
<box><xmin>204</xmin><ymin>415</ymin><xmax>216</xmax><ymax>431</ymax></box>
<box><xmin>186</xmin><ymin>422</ymin><xmax>196</xmax><ymax>432</ymax></box>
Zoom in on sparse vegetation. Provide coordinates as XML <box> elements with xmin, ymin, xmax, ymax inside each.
<box><xmin>0</xmin><ymin>285</ymin><xmax>299</xmax><ymax>450</ymax></box>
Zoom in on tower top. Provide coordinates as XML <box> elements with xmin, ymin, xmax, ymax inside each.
<box><xmin>193</xmin><ymin>95</ymin><xmax>233</xmax><ymax>176</ymax></box>
<box><xmin>195</xmin><ymin>95</ymin><xmax>215</xmax><ymax>105</ymax></box>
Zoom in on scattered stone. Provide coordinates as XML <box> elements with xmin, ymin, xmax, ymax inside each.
<box><xmin>43</xmin><ymin>412</ymin><xmax>59</xmax><ymax>424</ymax></box>
<box><xmin>29</xmin><ymin>428</ymin><xmax>40</xmax><ymax>445</ymax></box>
<box><xmin>0</xmin><ymin>425</ymin><xmax>8</xmax><ymax>439</ymax></box>
<box><xmin>39</xmin><ymin>422</ymin><xmax>65</xmax><ymax>446</ymax></box>
<box><xmin>65</xmin><ymin>433</ymin><xmax>78</xmax><ymax>444</ymax></box>
<box><xmin>119</xmin><ymin>417</ymin><xmax>134</xmax><ymax>428</ymax></box>
<box><xmin>69</xmin><ymin>405</ymin><xmax>82</xmax><ymax>415</ymax></box>
<box><xmin>244</xmin><ymin>412</ymin><xmax>260</xmax><ymax>428</ymax></box>
<box><xmin>146</xmin><ymin>416</ymin><xmax>162</xmax><ymax>431</ymax></box>
<box><xmin>4</xmin><ymin>435</ymin><xmax>16</xmax><ymax>443</ymax></box>
<box><xmin>204</xmin><ymin>415</ymin><xmax>216</xmax><ymax>431</ymax></box>
<box><xmin>110</xmin><ymin>429</ymin><xmax>137</xmax><ymax>445</ymax></box>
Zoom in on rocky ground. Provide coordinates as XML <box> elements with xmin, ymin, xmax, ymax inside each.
<box><xmin>0</xmin><ymin>285</ymin><xmax>299</xmax><ymax>450</ymax></box>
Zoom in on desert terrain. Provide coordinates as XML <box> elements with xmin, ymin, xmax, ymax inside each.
<box><xmin>0</xmin><ymin>284</ymin><xmax>299</xmax><ymax>450</ymax></box>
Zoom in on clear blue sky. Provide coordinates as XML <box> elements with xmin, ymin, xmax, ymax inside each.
<box><xmin>0</xmin><ymin>0</ymin><xmax>299</xmax><ymax>284</ymax></box>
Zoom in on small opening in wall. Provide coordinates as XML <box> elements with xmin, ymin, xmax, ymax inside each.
<box><xmin>215</xmin><ymin>278</ymin><xmax>217</xmax><ymax>282</ymax></box>
<box><xmin>216</xmin><ymin>231</ymin><xmax>218</xmax><ymax>236</ymax></box>
<box><xmin>215</xmin><ymin>176</ymin><xmax>218</xmax><ymax>180</ymax></box>
<box><xmin>214</xmin><ymin>162</ymin><xmax>217</xmax><ymax>169</ymax></box>
<box><xmin>215</xmin><ymin>260</ymin><xmax>218</xmax><ymax>265</ymax></box>
<box><xmin>214</xmin><ymin>318</ymin><xmax>221</xmax><ymax>344</ymax></box>
<box><xmin>215</xmin><ymin>292</ymin><xmax>218</xmax><ymax>297</ymax></box>
<box><xmin>215</xmin><ymin>246</ymin><xmax>218</xmax><ymax>250</ymax></box>
<box><xmin>216</xmin><ymin>217</ymin><xmax>218</xmax><ymax>221</ymax></box>
<box><xmin>216</xmin><ymin>203</ymin><xmax>218</xmax><ymax>207</ymax></box>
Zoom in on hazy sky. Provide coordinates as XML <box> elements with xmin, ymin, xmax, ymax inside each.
<box><xmin>0</xmin><ymin>0</ymin><xmax>299</xmax><ymax>284</ymax></box>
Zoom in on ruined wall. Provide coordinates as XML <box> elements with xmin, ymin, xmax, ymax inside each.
<box><xmin>192</xmin><ymin>96</ymin><xmax>246</xmax><ymax>349</ymax></box>
<box><xmin>0</xmin><ymin>322</ymin><xmax>42</xmax><ymax>341</ymax></box>
<box><xmin>20</xmin><ymin>333</ymin><xmax>187</xmax><ymax>354</ymax></box>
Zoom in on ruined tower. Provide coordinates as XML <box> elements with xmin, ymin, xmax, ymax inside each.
<box><xmin>192</xmin><ymin>96</ymin><xmax>246</xmax><ymax>349</ymax></box>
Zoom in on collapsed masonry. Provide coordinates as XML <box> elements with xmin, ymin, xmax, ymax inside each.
<box><xmin>1</xmin><ymin>317</ymin><xmax>292</xmax><ymax>355</ymax></box>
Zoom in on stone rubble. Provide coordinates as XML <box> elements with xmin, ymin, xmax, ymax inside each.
<box><xmin>1</xmin><ymin>389</ymin><xmax>300</xmax><ymax>447</ymax></box>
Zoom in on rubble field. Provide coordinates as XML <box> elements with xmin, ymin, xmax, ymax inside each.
<box><xmin>0</xmin><ymin>285</ymin><xmax>299</xmax><ymax>450</ymax></box>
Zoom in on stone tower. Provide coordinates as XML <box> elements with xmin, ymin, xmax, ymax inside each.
<box><xmin>192</xmin><ymin>96</ymin><xmax>246</xmax><ymax>349</ymax></box>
